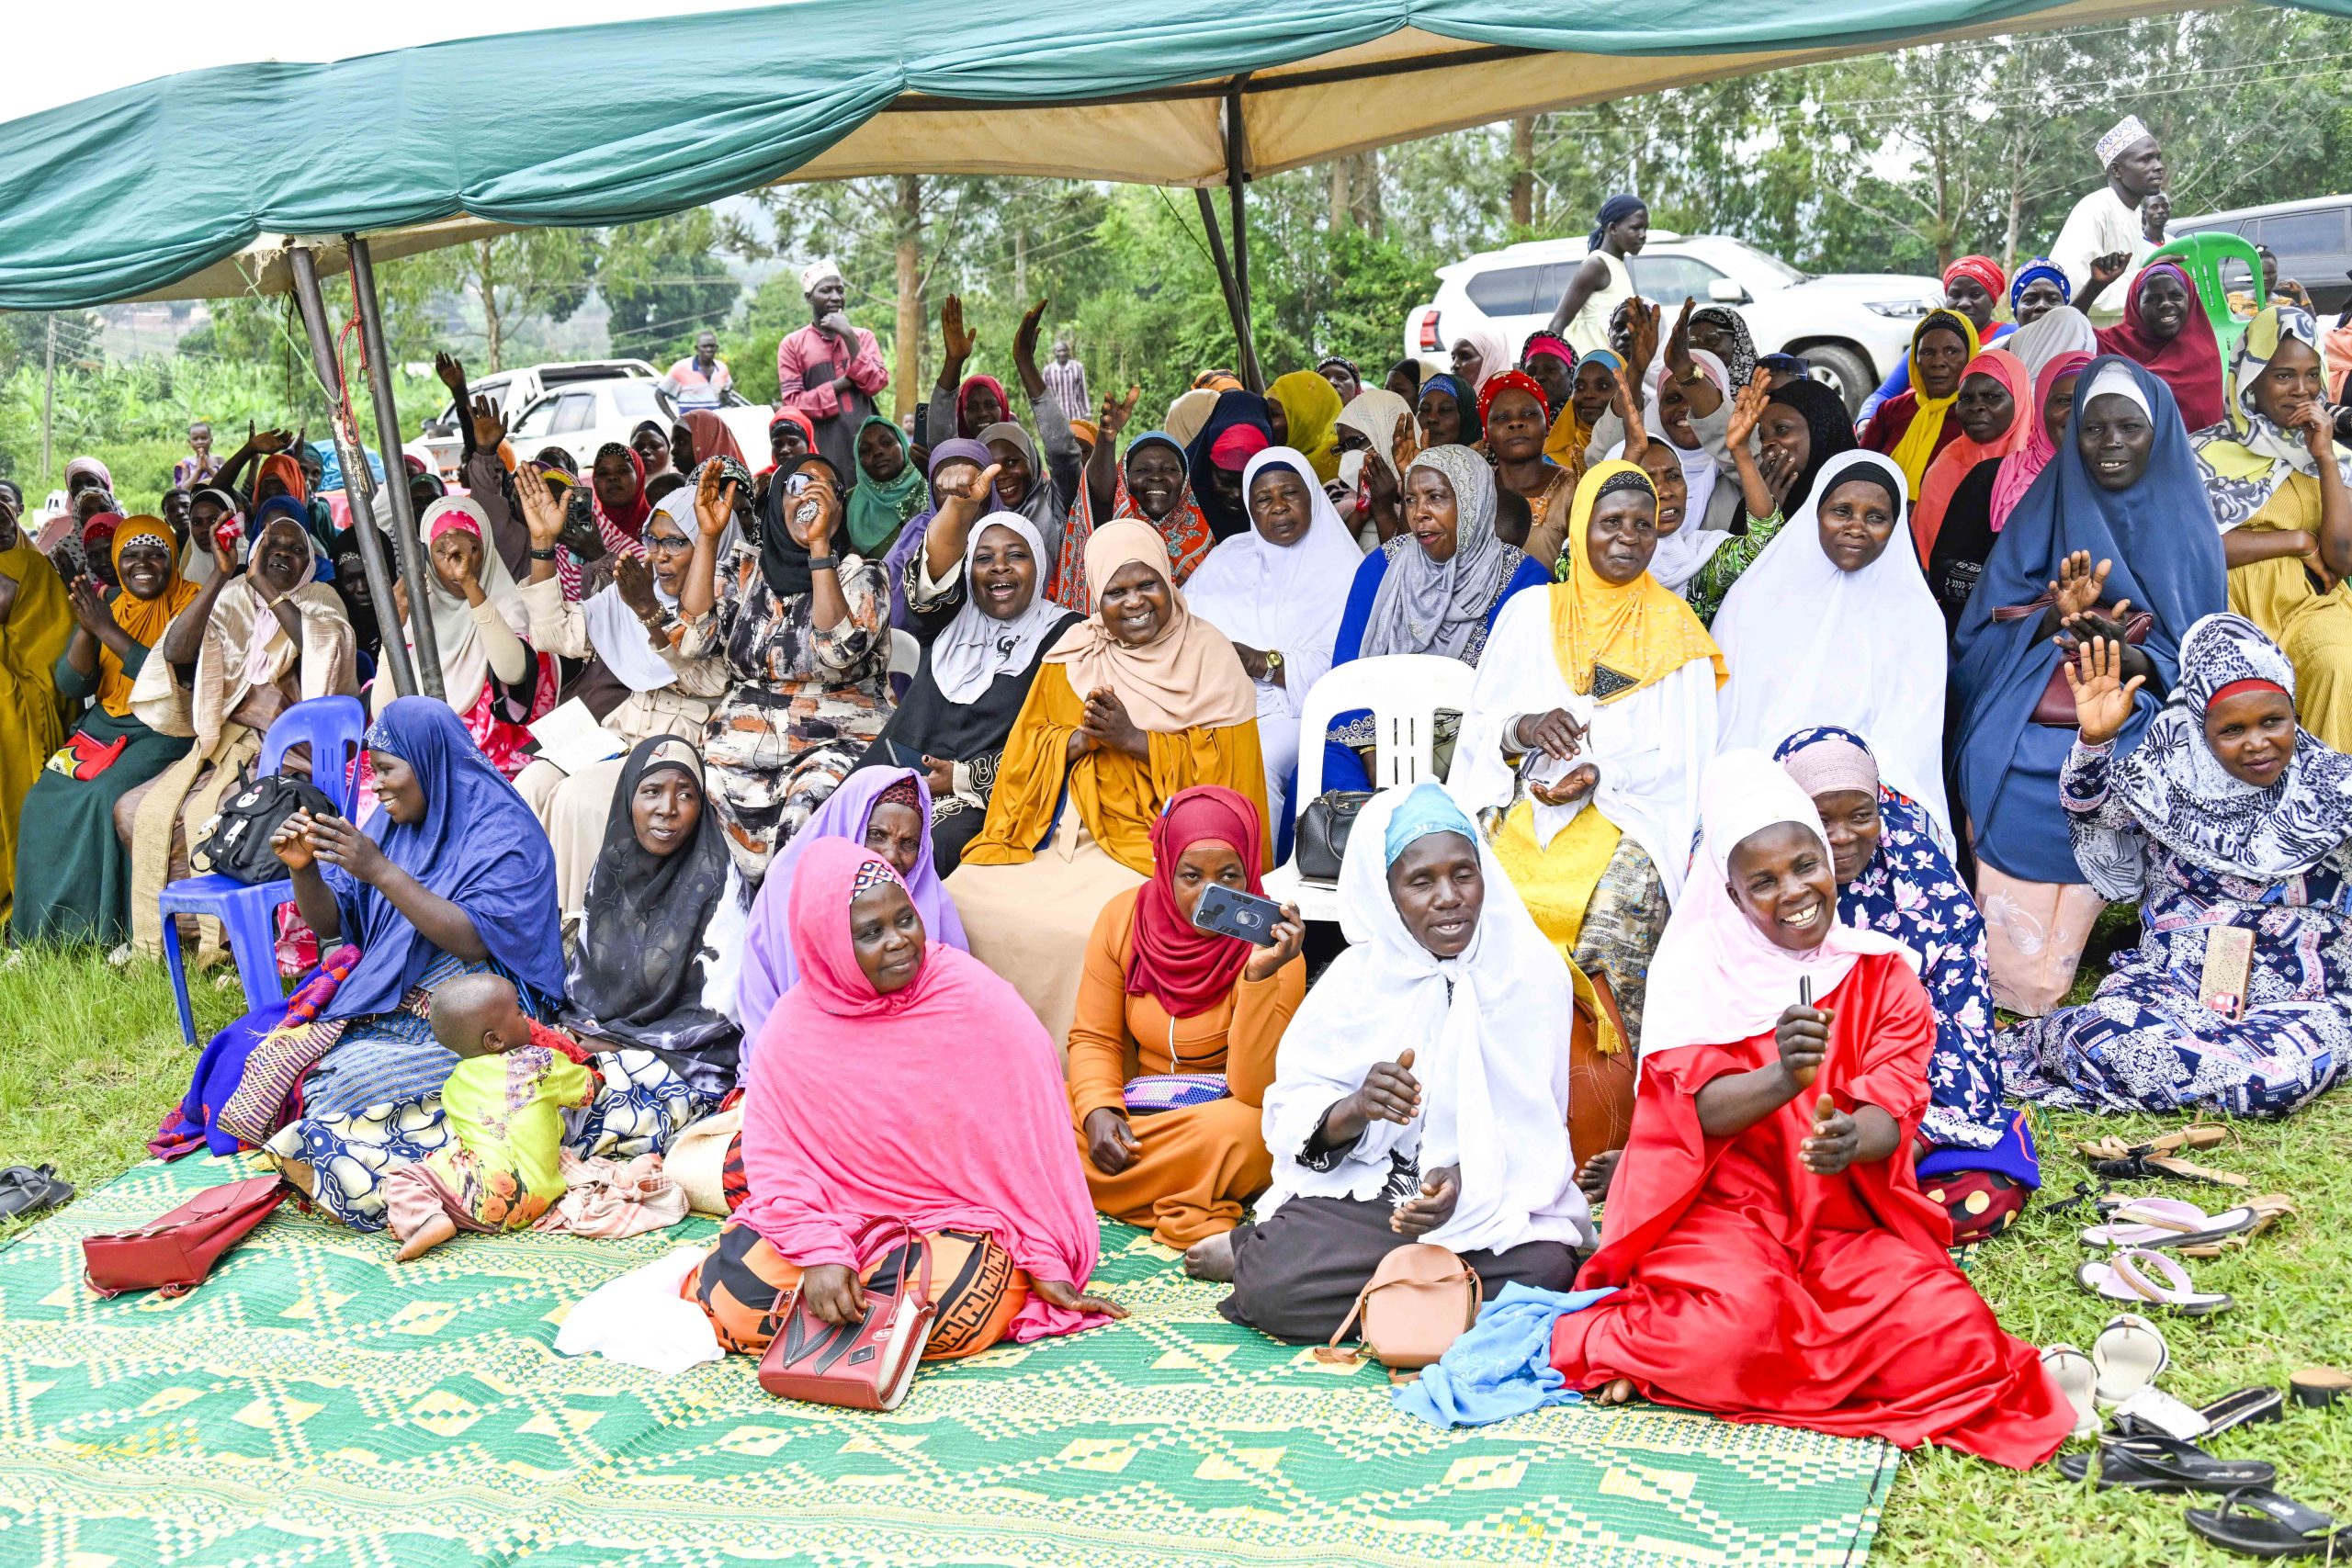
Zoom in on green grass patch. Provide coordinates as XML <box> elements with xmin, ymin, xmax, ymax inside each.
<box><xmin>1</xmin><ymin>952</ymin><xmax>2347</xmax><ymax>1564</ymax></box>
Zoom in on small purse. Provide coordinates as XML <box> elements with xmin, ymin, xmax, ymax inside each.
<box><xmin>82</xmin><ymin>1173</ymin><xmax>291</xmax><ymax>1298</ymax></box>
<box><xmin>1991</xmin><ymin>597</ymin><xmax>2154</xmax><ymax>728</ymax></box>
<box><xmin>1294</xmin><ymin>789</ymin><xmax>1373</xmax><ymax>883</ymax></box>
<box><xmin>1312</xmin><ymin>1242</ymin><xmax>1483</xmax><ymax>1382</ymax></box>
<box><xmin>758</xmin><ymin>1217</ymin><xmax>935</xmax><ymax>1412</ymax></box>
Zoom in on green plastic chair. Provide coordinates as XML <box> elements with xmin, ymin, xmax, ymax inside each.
<box><xmin>2147</xmin><ymin>231</ymin><xmax>2263</xmax><ymax>361</ymax></box>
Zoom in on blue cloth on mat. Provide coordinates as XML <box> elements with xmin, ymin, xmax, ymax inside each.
<box><xmin>1394</xmin><ymin>1280</ymin><xmax>1618</xmax><ymax>1429</ymax></box>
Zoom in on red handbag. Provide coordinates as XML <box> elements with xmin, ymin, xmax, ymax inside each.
<box><xmin>1991</xmin><ymin>597</ymin><xmax>2154</xmax><ymax>727</ymax></box>
<box><xmin>758</xmin><ymin>1217</ymin><xmax>935</xmax><ymax>1411</ymax></box>
<box><xmin>82</xmin><ymin>1174</ymin><xmax>290</xmax><ymax>1299</ymax></box>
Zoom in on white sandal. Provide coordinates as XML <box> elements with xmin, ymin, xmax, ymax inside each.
<box><xmin>2080</xmin><ymin>1198</ymin><xmax>2263</xmax><ymax>1251</ymax></box>
<box><xmin>2091</xmin><ymin>1313</ymin><xmax>2168</xmax><ymax>1406</ymax></box>
<box><xmin>2041</xmin><ymin>1343</ymin><xmax>2099</xmax><ymax>1438</ymax></box>
<box><xmin>2075</xmin><ymin>1247</ymin><xmax>2233</xmax><ymax>1316</ymax></box>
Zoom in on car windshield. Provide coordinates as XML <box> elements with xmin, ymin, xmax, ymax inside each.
<box><xmin>611</xmin><ymin>382</ymin><xmax>676</xmax><ymax>423</ymax></box>
<box><xmin>1713</xmin><ymin>238</ymin><xmax>1808</xmax><ymax>285</ymax></box>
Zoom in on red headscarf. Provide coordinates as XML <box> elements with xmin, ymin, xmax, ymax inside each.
<box><xmin>2095</xmin><ymin>263</ymin><xmax>2226</xmax><ymax>430</ymax></box>
<box><xmin>764</xmin><ymin>409</ymin><xmax>818</xmax><ymax>474</ymax></box>
<box><xmin>1476</xmin><ymin>368</ymin><xmax>1551</xmax><ymax>428</ymax></box>
<box><xmin>682</xmin><ymin>409</ymin><xmax>747</xmax><ymax>470</ymax></box>
<box><xmin>735</xmin><ymin>839</ymin><xmax>1110</xmax><ymax>1342</ymax></box>
<box><xmin>1208</xmin><ymin>423</ymin><xmax>1268</xmax><ymax>471</ymax></box>
<box><xmin>1989</xmin><ymin>350</ymin><xmax>2095</xmax><ymax>535</ymax></box>
<box><xmin>1125</xmin><ymin>785</ymin><xmax>1266</xmax><ymax>1019</ymax></box>
<box><xmin>956</xmin><ymin>374</ymin><xmax>1011</xmax><ymax>438</ymax></box>
<box><xmin>1911</xmin><ymin>346</ymin><xmax>2033</xmax><ymax>564</ymax></box>
<box><xmin>1943</xmin><ymin>254</ymin><xmax>2006</xmax><ymax>303</ymax></box>
<box><xmin>590</xmin><ymin>441</ymin><xmax>651</xmax><ymax>538</ymax></box>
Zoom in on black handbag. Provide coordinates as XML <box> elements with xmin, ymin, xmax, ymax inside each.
<box><xmin>192</xmin><ymin>773</ymin><xmax>338</xmax><ymax>886</ymax></box>
<box><xmin>1293</xmin><ymin>789</ymin><xmax>1373</xmax><ymax>883</ymax></box>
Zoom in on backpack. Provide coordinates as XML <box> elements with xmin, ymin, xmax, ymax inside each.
<box><xmin>192</xmin><ymin>773</ymin><xmax>338</xmax><ymax>885</ymax></box>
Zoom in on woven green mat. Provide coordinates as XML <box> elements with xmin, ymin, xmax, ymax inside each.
<box><xmin>0</xmin><ymin>1156</ymin><xmax>1894</xmax><ymax>1567</ymax></box>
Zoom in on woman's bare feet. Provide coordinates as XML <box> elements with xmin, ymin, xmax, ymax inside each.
<box><xmin>1183</xmin><ymin>1230</ymin><xmax>1237</xmax><ymax>1282</ymax></box>
<box><xmin>272</xmin><ymin>1156</ymin><xmax>318</xmax><ymax>1198</ymax></box>
<box><xmin>1576</xmin><ymin>1147</ymin><xmax>1623</xmax><ymax>1203</ymax></box>
<box><xmin>1594</xmin><ymin>1377</ymin><xmax>1638</xmax><ymax>1406</ymax></box>
<box><xmin>395</xmin><ymin>1213</ymin><xmax>458</xmax><ymax>1262</ymax></box>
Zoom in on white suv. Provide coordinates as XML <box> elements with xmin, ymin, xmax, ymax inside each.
<box><xmin>410</xmin><ymin>359</ymin><xmax>775</xmax><ymax>480</ymax></box>
<box><xmin>1403</xmin><ymin>232</ymin><xmax>1941</xmax><ymax>414</ymax></box>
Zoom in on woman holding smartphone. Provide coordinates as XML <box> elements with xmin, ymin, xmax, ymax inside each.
<box><xmin>1066</xmin><ymin>786</ymin><xmax>1304</xmax><ymax>1249</ymax></box>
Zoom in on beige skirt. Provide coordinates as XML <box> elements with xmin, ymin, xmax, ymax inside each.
<box><xmin>515</xmin><ymin>755</ymin><xmax>628</xmax><ymax>921</ymax></box>
<box><xmin>945</xmin><ymin>812</ymin><xmax>1143</xmax><ymax>1055</ymax></box>
<box><xmin>1974</xmin><ymin>863</ymin><xmax>2106</xmax><ymax>1017</ymax></box>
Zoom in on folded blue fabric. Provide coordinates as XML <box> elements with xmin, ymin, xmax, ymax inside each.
<box><xmin>1393</xmin><ymin>1280</ymin><xmax>1617</xmax><ymax>1429</ymax></box>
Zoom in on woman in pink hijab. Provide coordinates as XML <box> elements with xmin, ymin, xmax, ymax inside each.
<box><xmin>683</xmin><ymin>839</ymin><xmax>1123</xmax><ymax>1359</ymax></box>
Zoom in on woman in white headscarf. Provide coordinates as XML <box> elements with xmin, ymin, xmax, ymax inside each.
<box><xmin>1334</xmin><ymin>388</ymin><xmax>1414</xmax><ymax>548</ymax></box>
<box><xmin>380</xmin><ymin>495</ymin><xmax>553</xmax><ymax>779</ymax></box>
<box><xmin>511</xmin><ymin>470</ymin><xmax>732</xmax><ymax>915</ymax></box>
<box><xmin>1711</xmin><ymin>449</ymin><xmax>1952</xmax><ymax>840</ymax></box>
<box><xmin>1193</xmin><ymin>782</ymin><xmax>1588</xmax><ymax>1342</ymax></box>
<box><xmin>1182</xmin><ymin>446</ymin><xmax>1364</xmax><ymax>826</ymax></box>
<box><xmin>2002</xmin><ymin>304</ymin><xmax>2099</xmax><ymax>383</ymax></box>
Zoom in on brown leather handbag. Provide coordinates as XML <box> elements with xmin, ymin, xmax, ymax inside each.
<box><xmin>1990</xmin><ymin>597</ymin><xmax>2154</xmax><ymax>727</ymax></box>
<box><xmin>758</xmin><ymin>1218</ymin><xmax>935</xmax><ymax>1411</ymax></box>
<box><xmin>83</xmin><ymin>1173</ymin><xmax>290</xmax><ymax>1298</ymax></box>
<box><xmin>1313</xmin><ymin>1242</ymin><xmax>1483</xmax><ymax>1382</ymax></box>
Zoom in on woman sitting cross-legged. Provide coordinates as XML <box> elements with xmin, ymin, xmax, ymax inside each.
<box><xmin>1195</xmin><ymin>783</ymin><xmax>1588</xmax><ymax>1343</ymax></box>
<box><xmin>257</xmin><ymin>698</ymin><xmax>568</xmax><ymax>1230</ymax></box>
<box><xmin>948</xmin><ymin>520</ymin><xmax>1265</xmax><ymax>1046</ymax></box>
<box><xmin>1773</xmin><ymin>727</ymin><xmax>2034</xmax><ymax>1243</ymax></box>
<box><xmin>2005</xmin><ymin>620</ymin><xmax>2352</xmax><ymax>1118</ymax></box>
<box><xmin>683</xmin><ymin>840</ymin><xmax>1124</xmax><ymax>1358</ymax></box>
<box><xmin>861</xmin><ymin>457</ymin><xmax>1082</xmax><ymax>875</ymax></box>
<box><xmin>12</xmin><ymin>516</ymin><xmax>198</xmax><ymax>948</ymax></box>
<box><xmin>1069</xmin><ymin>785</ymin><xmax>1305</xmax><ymax>1249</ymax></box>
<box><xmin>1547</xmin><ymin>750</ymin><xmax>2073</xmax><ymax>1469</ymax></box>
<box><xmin>560</xmin><ymin>736</ymin><xmax>747</xmax><ymax>1104</ymax></box>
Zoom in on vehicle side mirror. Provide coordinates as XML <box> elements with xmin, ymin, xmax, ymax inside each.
<box><xmin>421</xmin><ymin>419</ymin><xmax>454</xmax><ymax>436</ymax></box>
<box><xmin>1706</xmin><ymin>278</ymin><xmax>1748</xmax><ymax>305</ymax></box>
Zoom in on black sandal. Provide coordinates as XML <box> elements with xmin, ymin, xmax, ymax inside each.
<box><xmin>2056</xmin><ymin>1436</ymin><xmax>2276</xmax><ymax>1494</ymax></box>
<box><xmin>2187</xmin><ymin>1488</ymin><xmax>2352</xmax><ymax>1558</ymax></box>
<box><xmin>0</xmin><ymin>1165</ymin><xmax>73</xmax><ymax>1221</ymax></box>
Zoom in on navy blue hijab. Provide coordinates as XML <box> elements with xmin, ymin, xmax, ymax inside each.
<box><xmin>1183</xmin><ymin>390</ymin><xmax>1275</xmax><ymax>541</ymax></box>
<box><xmin>1590</xmin><ymin>193</ymin><xmax>1646</xmax><ymax>249</ymax></box>
<box><xmin>322</xmin><ymin>696</ymin><xmax>566</xmax><ymax>1020</ymax></box>
<box><xmin>1951</xmin><ymin>356</ymin><xmax>2227</xmax><ymax>883</ymax></box>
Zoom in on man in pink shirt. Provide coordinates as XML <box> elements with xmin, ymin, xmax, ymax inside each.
<box><xmin>774</xmin><ymin>257</ymin><xmax>889</xmax><ymax>482</ymax></box>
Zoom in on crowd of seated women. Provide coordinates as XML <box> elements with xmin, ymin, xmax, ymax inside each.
<box><xmin>17</xmin><ymin>160</ymin><xmax>2352</xmax><ymax>1472</ymax></box>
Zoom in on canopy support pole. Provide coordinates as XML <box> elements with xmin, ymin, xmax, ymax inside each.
<box><xmin>286</xmin><ymin>243</ymin><xmax>434</xmax><ymax>698</ymax></box>
<box><xmin>345</xmin><ymin>235</ymin><xmax>442</xmax><ymax>699</ymax></box>
<box><xmin>1193</xmin><ymin>189</ymin><xmax>1257</xmax><ymax>397</ymax></box>
<box><xmin>1220</xmin><ymin>82</ymin><xmax>1262</xmax><ymax>392</ymax></box>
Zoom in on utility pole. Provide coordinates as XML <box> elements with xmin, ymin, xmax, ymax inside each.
<box><xmin>40</xmin><ymin>315</ymin><xmax>56</xmax><ymax>486</ymax></box>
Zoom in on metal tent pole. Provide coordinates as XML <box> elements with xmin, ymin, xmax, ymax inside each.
<box><xmin>1194</xmin><ymin>188</ymin><xmax>1257</xmax><ymax>394</ymax></box>
<box><xmin>1221</xmin><ymin>82</ymin><xmax>1262</xmax><ymax>393</ymax></box>
<box><xmin>286</xmin><ymin>243</ymin><xmax>434</xmax><ymax>698</ymax></box>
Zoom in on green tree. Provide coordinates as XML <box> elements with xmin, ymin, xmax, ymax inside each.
<box><xmin>598</xmin><ymin>209</ymin><xmax>746</xmax><ymax>366</ymax></box>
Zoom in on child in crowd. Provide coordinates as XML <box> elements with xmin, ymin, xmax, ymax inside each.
<box><xmin>380</xmin><ymin>974</ymin><xmax>595</xmax><ymax>1262</ymax></box>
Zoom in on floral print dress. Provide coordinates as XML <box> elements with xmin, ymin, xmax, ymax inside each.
<box><xmin>2002</xmin><ymin>739</ymin><xmax>2352</xmax><ymax>1117</ymax></box>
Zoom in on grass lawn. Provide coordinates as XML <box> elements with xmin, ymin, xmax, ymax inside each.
<box><xmin>2</xmin><ymin>947</ymin><xmax>2349</xmax><ymax>1565</ymax></box>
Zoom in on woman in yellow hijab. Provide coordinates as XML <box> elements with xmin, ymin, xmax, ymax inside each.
<box><xmin>12</xmin><ymin>516</ymin><xmax>198</xmax><ymax>946</ymax></box>
<box><xmin>0</xmin><ymin>490</ymin><xmax>71</xmax><ymax>929</ymax></box>
<box><xmin>1860</xmin><ymin>310</ymin><xmax>1981</xmax><ymax>498</ymax></box>
<box><xmin>1447</xmin><ymin>460</ymin><xmax>1726</xmax><ymax>1057</ymax></box>
<box><xmin>1266</xmin><ymin>369</ymin><xmax>1344</xmax><ymax>483</ymax></box>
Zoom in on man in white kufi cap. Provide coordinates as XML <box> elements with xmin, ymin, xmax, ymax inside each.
<box><xmin>2049</xmin><ymin>114</ymin><xmax>2167</xmax><ymax>326</ymax></box>
<box><xmin>774</xmin><ymin>255</ymin><xmax>889</xmax><ymax>479</ymax></box>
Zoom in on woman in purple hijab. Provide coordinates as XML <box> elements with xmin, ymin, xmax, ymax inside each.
<box><xmin>735</xmin><ymin>764</ymin><xmax>968</xmax><ymax>1047</ymax></box>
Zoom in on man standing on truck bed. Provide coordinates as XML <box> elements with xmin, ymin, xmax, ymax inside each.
<box><xmin>774</xmin><ymin>258</ymin><xmax>890</xmax><ymax>483</ymax></box>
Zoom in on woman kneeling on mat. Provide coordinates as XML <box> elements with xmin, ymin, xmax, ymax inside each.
<box><xmin>1547</xmin><ymin>750</ymin><xmax>2073</xmax><ymax>1469</ymax></box>
<box><xmin>1193</xmin><ymin>782</ymin><xmax>1587</xmax><ymax>1342</ymax></box>
<box><xmin>684</xmin><ymin>840</ymin><xmax>1122</xmax><ymax>1359</ymax></box>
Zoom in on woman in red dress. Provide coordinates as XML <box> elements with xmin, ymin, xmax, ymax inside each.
<box><xmin>1549</xmin><ymin>749</ymin><xmax>2073</xmax><ymax>1469</ymax></box>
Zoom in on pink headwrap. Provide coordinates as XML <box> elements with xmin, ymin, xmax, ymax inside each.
<box><xmin>1988</xmin><ymin>350</ymin><xmax>2096</xmax><ymax>535</ymax></box>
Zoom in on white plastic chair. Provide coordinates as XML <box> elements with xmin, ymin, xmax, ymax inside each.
<box><xmin>1262</xmin><ymin>654</ymin><xmax>1477</xmax><ymax>921</ymax></box>
<box><xmin>888</xmin><ymin>628</ymin><xmax>922</xmax><ymax>678</ymax></box>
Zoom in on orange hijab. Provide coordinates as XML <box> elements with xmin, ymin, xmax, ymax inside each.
<box><xmin>1911</xmin><ymin>346</ymin><xmax>2031</xmax><ymax>566</ymax></box>
<box><xmin>254</xmin><ymin>452</ymin><xmax>307</xmax><ymax>504</ymax></box>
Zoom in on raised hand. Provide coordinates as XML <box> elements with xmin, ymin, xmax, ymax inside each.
<box><xmin>783</xmin><ymin>475</ymin><xmax>841</xmax><ymax>554</ymax></box>
<box><xmin>515</xmin><ymin>462</ymin><xmax>567</xmax><ymax>551</ymax></box>
<box><xmin>1014</xmin><ymin>299</ymin><xmax>1049</xmax><ymax>363</ymax></box>
<box><xmin>2048</xmin><ymin>550</ymin><xmax>2111</xmax><ymax>621</ymax></box>
<box><xmin>1613</xmin><ymin>364</ymin><xmax>1650</xmax><ymax>463</ymax></box>
<box><xmin>935</xmin><ymin>461</ymin><xmax>1001</xmax><ymax>512</ymax></box>
<box><xmin>434</xmin><ymin>351</ymin><xmax>467</xmax><ymax>398</ymax></box>
<box><xmin>1664</xmin><ymin>296</ymin><xmax>1697</xmax><ymax>370</ymax></box>
<box><xmin>694</xmin><ymin>460</ymin><xmax>740</xmax><ymax>542</ymax></box>
<box><xmin>1100</xmin><ymin>386</ymin><xmax>1143</xmax><ymax>440</ymax></box>
<box><xmin>66</xmin><ymin>575</ymin><xmax>113</xmax><ymax>637</ymax></box>
<box><xmin>2063</xmin><ymin>635</ymin><xmax>2147</xmax><ymax>747</ymax></box>
<box><xmin>1624</xmin><ymin>299</ymin><xmax>1662</xmax><ymax>378</ymax></box>
<box><xmin>940</xmin><ymin>295</ymin><xmax>977</xmax><ymax>362</ymax></box>
<box><xmin>469</xmin><ymin>393</ymin><xmax>506</xmax><ymax>452</ymax></box>
<box><xmin>1725</xmin><ymin>368</ymin><xmax>1773</xmax><ymax>448</ymax></box>
<box><xmin>614</xmin><ymin>553</ymin><xmax>661</xmax><ymax>620</ymax></box>
<box><xmin>1774</xmin><ymin>1002</ymin><xmax>1835</xmax><ymax>1089</ymax></box>
<box><xmin>2090</xmin><ymin>252</ymin><xmax>2132</xmax><ymax>287</ymax></box>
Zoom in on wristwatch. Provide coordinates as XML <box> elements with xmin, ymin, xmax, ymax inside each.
<box><xmin>529</xmin><ymin>547</ymin><xmax>558</xmax><ymax>561</ymax></box>
<box><xmin>807</xmin><ymin>555</ymin><xmax>840</xmax><ymax>573</ymax></box>
<box><xmin>1263</xmin><ymin>649</ymin><xmax>1284</xmax><ymax>674</ymax></box>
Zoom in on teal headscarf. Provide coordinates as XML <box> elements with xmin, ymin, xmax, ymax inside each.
<box><xmin>844</xmin><ymin>414</ymin><xmax>927</xmax><ymax>555</ymax></box>
<box><xmin>1382</xmin><ymin>781</ymin><xmax>1476</xmax><ymax>864</ymax></box>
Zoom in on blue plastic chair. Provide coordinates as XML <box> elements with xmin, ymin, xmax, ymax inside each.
<box><xmin>159</xmin><ymin>694</ymin><xmax>367</xmax><ymax>1046</ymax></box>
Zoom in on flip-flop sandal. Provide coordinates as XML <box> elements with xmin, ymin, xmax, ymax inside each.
<box><xmin>0</xmin><ymin>1165</ymin><xmax>73</xmax><ymax>1221</ymax></box>
<box><xmin>2187</xmin><ymin>1487</ymin><xmax>2352</xmax><ymax>1558</ymax></box>
<box><xmin>2077</xmin><ymin>1122</ymin><xmax>2232</xmax><ymax>1163</ymax></box>
<box><xmin>2057</xmin><ymin>1436</ymin><xmax>2276</xmax><ymax>1494</ymax></box>
<box><xmin>2076</xmin><ymin>1248</ymin><xmax>2233</xmax><ymax>1315</ymax></box>
<box><xmin>2116</xmin><ymin>1387</ymin><xmax>2289</xmax><ymax>1439</ymax></box>
<box><xmin>2092</xmin><ymin>1314</ymin><xmax>2169</xmax><ymax>1406</ymax></box>
<box><xmin>2087</xmin><ymin>1152</ymin><xmax>2252</xmax><ymax>1188</ymax></box>
<box><xmin>2179</xmin><ymin>1194</ymin><xmax>2298</xmax><ymax>1258</ymax></box>
<box><xmin>2290</xmin><ymin>1367</ymin><xmax>2352</xmax><ymax>1408</ymax></box>
<box><xmin>2041</xmin><ymin>1344</ymin><xmax>2099</xmax><ymax>1439</ymax></box>
<box><xmin>2082</xmin><ymin>1198</ymin><xmax>2265</xmax><ymax>1251</ymax></box>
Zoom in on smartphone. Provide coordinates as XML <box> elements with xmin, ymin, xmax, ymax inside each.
<box><xmin>1192</xmin><ymin>884</ymin><xmax>1283</xmax><ymax>946</ymax></box>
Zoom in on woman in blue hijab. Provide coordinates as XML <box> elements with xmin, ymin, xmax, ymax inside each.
<box><xmin>1951</xmin><ymin>356</ymin><xmax>2225</xmax><ymax>1013</ymax></box>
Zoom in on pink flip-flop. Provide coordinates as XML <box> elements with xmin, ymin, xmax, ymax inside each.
<box><xmin>2075</xmin><ymin>1247</ymin><xmax>2233</xmax><ymax>1316</ymax></box>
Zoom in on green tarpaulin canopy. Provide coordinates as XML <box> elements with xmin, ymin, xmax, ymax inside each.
<box><xmin>1</xmin><ymin>0</ymin><xmax>2341</xmax><ymax>310</ymax></box>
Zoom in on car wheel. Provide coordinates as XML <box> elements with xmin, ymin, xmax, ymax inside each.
<box><xmin>1795</xmin><ymin>344</ymin><xmax>1873</xmax><ymax>418</ymax></box>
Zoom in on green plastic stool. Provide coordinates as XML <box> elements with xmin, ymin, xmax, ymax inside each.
<box><xmin>2148</xmin><ymin>232</ymin><xmax>2262</xmax><ymax>362</ymax></box>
